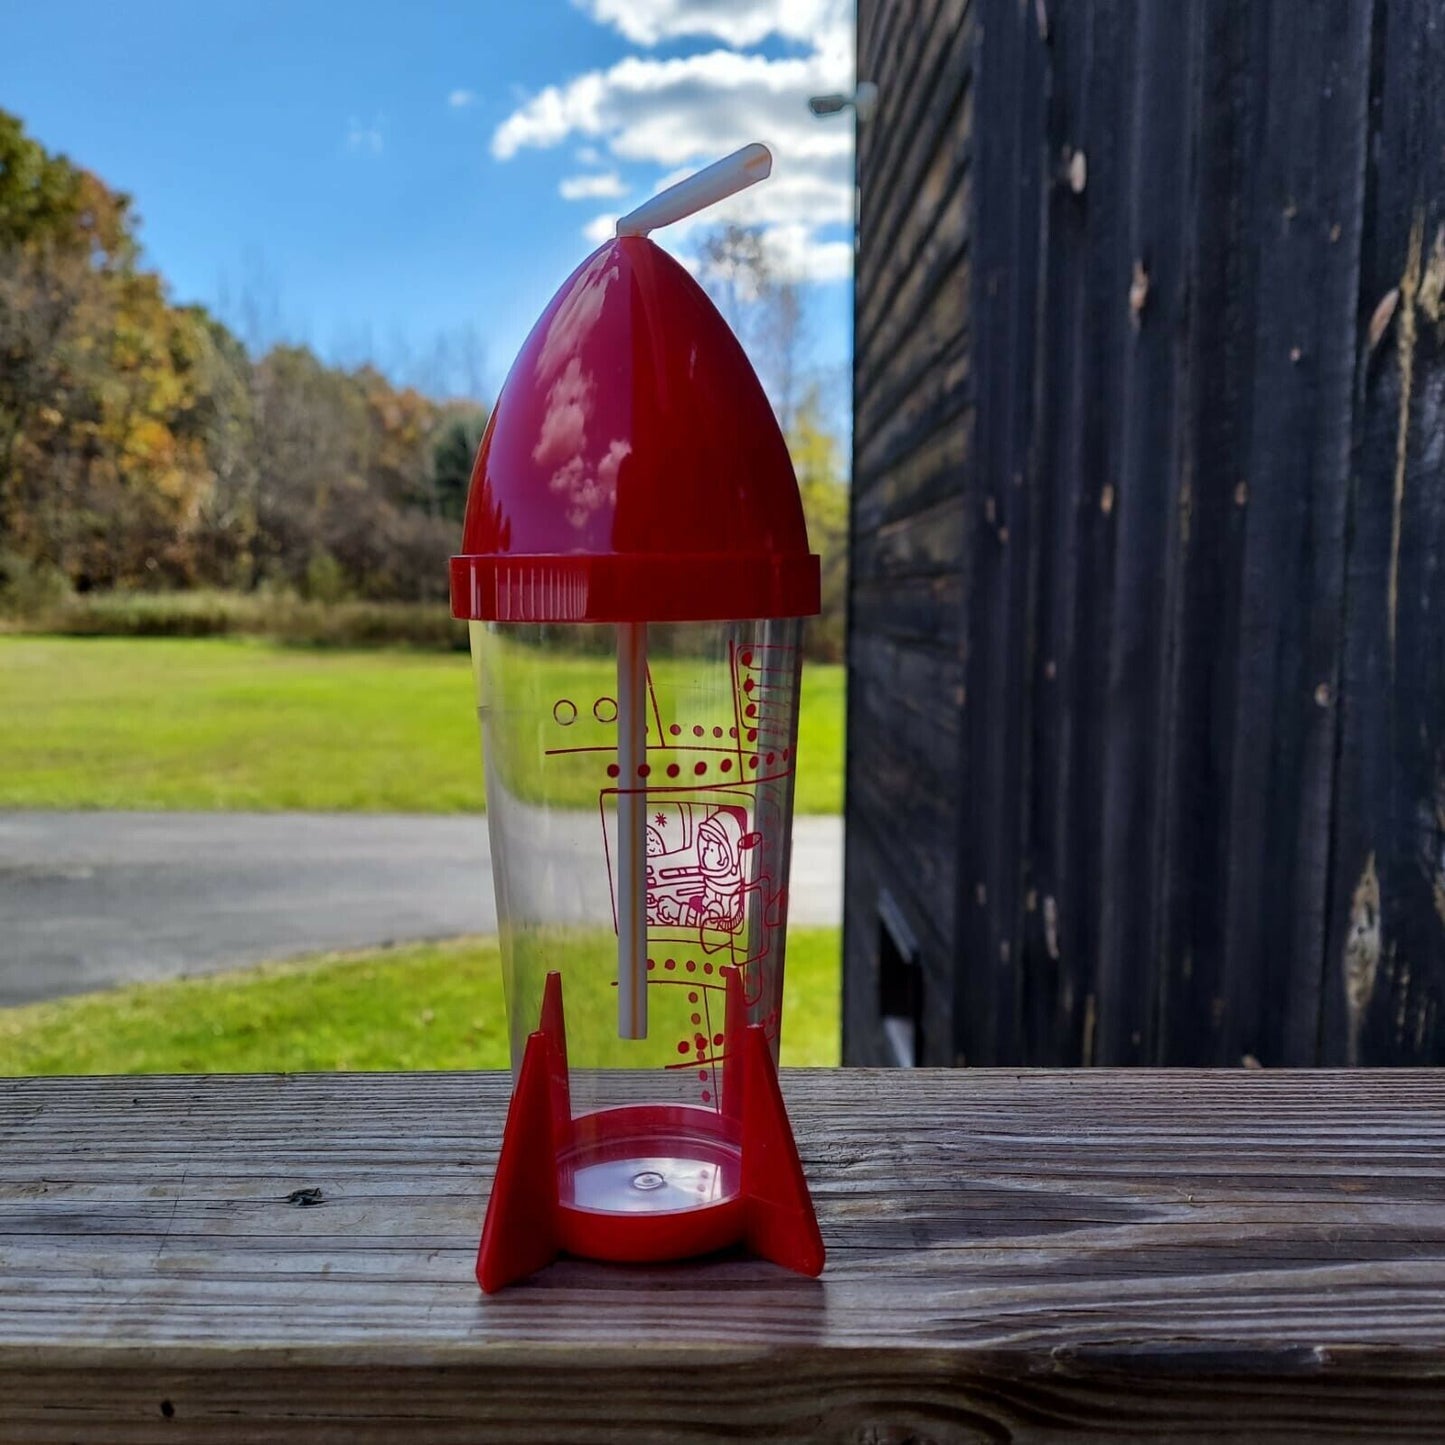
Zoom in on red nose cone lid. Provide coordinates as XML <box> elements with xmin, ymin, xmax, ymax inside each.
<box><xmin>450</xmin><ymin>236</ymin><xmax>819</xmax><ymax>623</ymax></box>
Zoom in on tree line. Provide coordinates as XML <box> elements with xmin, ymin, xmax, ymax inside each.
<box><xmin>0</xmin><ymin>111</ymin><xmax>847</xmax><ymax>656</ymax></box>
<box><xmin>0</xmin><ymin>109</ymin><xmax>484</xmax><ymax>608</ymax></box>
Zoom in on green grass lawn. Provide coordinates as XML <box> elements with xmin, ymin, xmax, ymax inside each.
<box><xmin>0</xmin><ymin>636</ymin><xmax>844</xmax><ymax>814</ymax></box>
<box><xmin>0</xmin><ymin>928</ymin><xmax>841</xmax><ymax>1074</ymax></box>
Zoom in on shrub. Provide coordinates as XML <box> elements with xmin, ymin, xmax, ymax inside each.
<box><xmin>302</xmin><ymin>549</ymin><xmax>351</xmax><ymax>604</ymax></box>
<box><xmin>3</xmin><ymin>588</ymin><xmax>467</xmax><ymax>650</ymax></box>
<box><xmin>0</xmin><ymin>551</ymin><xmax>73</xmax><ymax>617</ymax></box>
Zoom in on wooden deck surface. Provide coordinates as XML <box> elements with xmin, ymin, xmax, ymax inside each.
<box><xmin>4</xmin><ymin>1069</ymin><xmax>1445</xmax><ymax>1441</ymax></box>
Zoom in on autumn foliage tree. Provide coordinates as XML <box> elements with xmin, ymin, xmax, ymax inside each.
<box><xmin>0</xmin><ymin>110</ymin><xmax>485</xmax><ymax>606</ymax></box>
<box><xmin>700</xmin><ymin>223</ymin><xmax>850</xmax><ymax>661</ymax></box>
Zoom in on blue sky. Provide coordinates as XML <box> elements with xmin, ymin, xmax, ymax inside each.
<box><xmin>1</xmin><ymin>0</ymin><xmax>854</xmax><ymax>427</ymax></box>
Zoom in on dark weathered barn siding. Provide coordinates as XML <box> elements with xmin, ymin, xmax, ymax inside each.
<box><xmin>845</xmin><ymin>0</ymin><xmax>1445</xmax><ymax>1066</ymax></box>
<box><xmin>844</xmin><ymin>0</ymin><xmax>979</xmax><ymax>1066</ymax></box>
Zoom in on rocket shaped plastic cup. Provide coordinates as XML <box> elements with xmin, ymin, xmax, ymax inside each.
<box><xmin>449</xmin><ymin>147</ymin><xmax>824</xmax><ymax>1291</ymax></box>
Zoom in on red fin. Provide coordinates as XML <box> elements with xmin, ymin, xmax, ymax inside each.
<box><xmin>538</xmin><ymin>970</ymin><xmax>572</xmax><ymax>1143</ymax></box>
<box><xmin>740</xmin><ymin>1024</ymin><xmax>825</xmax><ymax>1277</ymax></box>
<box><xmin>476</xmin><ymin>1027</ymin><xmax>562</xmax><ymax>1293</ymax></box>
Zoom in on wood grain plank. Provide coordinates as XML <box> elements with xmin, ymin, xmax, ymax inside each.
<box><xmin>1018</xmin><ymin>0</ymin><xmax>1134</xmax><ymax>1069</ymax></box>
<box><xmin>7</xmin><ymin>1072</ymin><xmax>1445</xmax><ymax>1440</ymax></box>
<box><xmin>847</xmin><ymin>0</ymin><xmax>972</xmax><ymax>1080</ymax></box>
<box><xmin>1321</xmin><ymin>0</ymin><xmax>1445</xmax><ymax>1067</ymax></box>
<box><xmin>842</xmin><ymin>819</ymin><xmax>958</xmax><ymax>1064</ymax></box>
<box><xmin>1214</xmin><ymin>0</ymin><xmax>1374</xmax><ymax>1068</ymax></box>
<box><xmin>955</xmin><ymin>0</ymin><xmax>1050</xmax><ymax>1067</ymax></box>
<box><xmin>856</xmin><ymin>0</ymin><xmax>941</xmax><ymax>279</ymax></box>
<box><xmin>1087</xmin><ymin>0</ymin><xmax>1194</xmax><ymax>1067</ymax></box>
<box><xmin>848</xmin><ymin>0</ymin><xmax>1412</xmax><ymax>1077</ymax></box>
<box><xmin>855</xmin><ymin>0</ymin><xmax>970</xmax><ymax>317</ymax></box>
<box><xmin>852</xmin><ymin>367</ymin><xmax>972</xmax><ymax>539</ymax></box>
<box><xmin>853</xmin><ymin>329</ymin><xmax>973</xmax><ymax>487</ymax></box>
<box><xmin>1148</xmin><ymin>0</ymin><xmax>1261</xmax><ymax>1068</ymax></box>
<box><xmin>854</xmin><ymin>17</ymin><xmax>976</xmax><ymax>359</ymax></box>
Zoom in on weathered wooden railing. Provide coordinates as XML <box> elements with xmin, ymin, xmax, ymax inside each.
<box><xmin>3</xmin><ymin>1070</ymin><xmax>1444</xmax><ymax>1440</ymax></box>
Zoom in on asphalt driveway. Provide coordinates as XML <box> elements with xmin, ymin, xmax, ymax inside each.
<box><xmin>0</xmin><ymin>812</ymin><xmax>843</xmax><ymax>1007</ymax></box>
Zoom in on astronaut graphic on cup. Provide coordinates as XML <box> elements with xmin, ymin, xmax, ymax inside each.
<box><xmin>644</xmin><ymin>802</ymin><xmax>753</xmax><ymax>932</ymax></box>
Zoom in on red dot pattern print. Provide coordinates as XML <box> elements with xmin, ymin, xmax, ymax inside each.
<box><xmin>543</xmin><ymin>635</ymin><xmax>803</xmax><ymax>1108</ymax></box>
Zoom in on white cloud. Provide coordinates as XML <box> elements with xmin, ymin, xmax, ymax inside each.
<box><xmin>584</xmin><ymin>212</ymin><xmax>621</xmax><ymax>245</ymax></box>
<box><xmin>559</xmin><ymin>171</ymin><xmax>628</xmax><ymax>200</ymax></box>
<box><xmin>448</xmin><ymin>89</ymin><xmax>477</xmax><ymax>109</ymax></box>
<box><xmin>576</xmin><ymin>144</ymin><xmax>603</xmax><ymax>165</ymax></box>
<box><xmin>575</xmin><ymin>0</ymin><xmax>844</xmax><ymax>49</ymax></box>
<box><xmin>346</xmin><ymin>116</ymin><xmax>384</xmax><ymax>155</ymax></box>
<box><xmin>748</xmin><ymin>224</ymin><xmax>852</xmax><ymax>282</ymax></box>
<box><xmin>492</xmin><ymin>51</ymin><xmax>849</xmax><ymax>165</ymax></box>
<box><xmin>492</xmin><ymin>8</ymin><xmax>852</xmax><ymax>282</ymax></box>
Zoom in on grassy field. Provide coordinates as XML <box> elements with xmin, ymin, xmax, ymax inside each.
<box><xmin>0</xmin><ymin>636</ymin><xmax>844</xmax><ymax>814</ymax></box>
<box><xmin>0</xmin><ymin>929</ymin><xmax>841</xmax><ymax>1074</ymax></box>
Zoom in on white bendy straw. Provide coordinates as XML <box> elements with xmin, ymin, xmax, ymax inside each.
<box><xmin>612</xmin><ymin>143</ymin><xmax>774</xmax><ymax>1041</ymax></box>
<box><xmin>616</xmin><ymin>622</ymin><xmax>649</xmax><ymax>1040</ymax></box>
<box><xmin>615</xmin><ymin>143</ymin><xmax>772</xmax><ymax>239</ymax></box>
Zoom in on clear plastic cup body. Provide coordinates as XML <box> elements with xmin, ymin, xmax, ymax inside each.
<box><xmin>470</xmin><ymin>619</ymin><xmax>803</xmax><ymax>1139</ymax></box>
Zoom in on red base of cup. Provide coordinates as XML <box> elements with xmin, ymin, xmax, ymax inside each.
<box><xmin>476</xmin><ymin>971</ymin><xmax>824</xmax><ymax>1291</ymax></box>
<box><xmin>555</xmin><ymin>1103</ymin><xmax>746</xmax><ymax>1263</ymax></box>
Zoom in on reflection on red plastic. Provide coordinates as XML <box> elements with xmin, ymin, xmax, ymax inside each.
<box><xmin>450</xmin><ymin>236</ymin><xmax>818</xmax><ymax>624</ymax></box>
